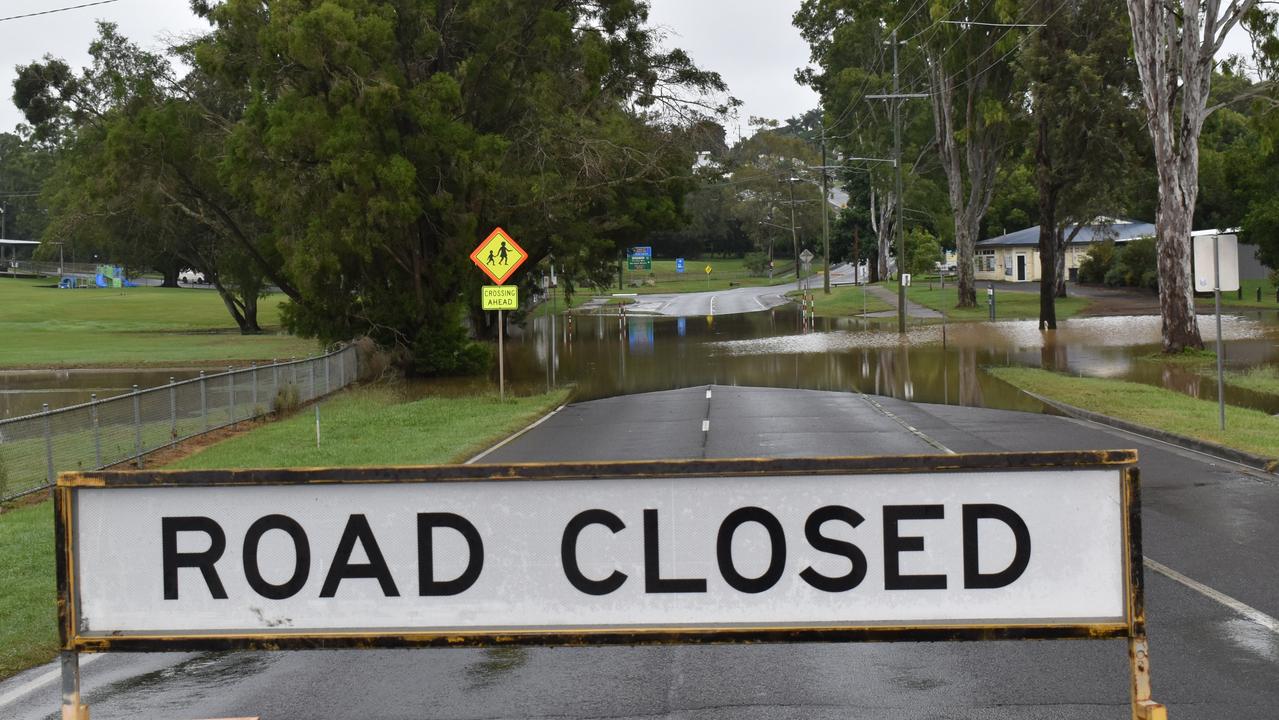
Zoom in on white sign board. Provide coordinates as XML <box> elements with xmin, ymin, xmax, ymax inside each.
<box><xmin>61</xmin><ymin>457</ymin><xmax>1134</xmax><ymax>645</ymax></box>
<box><xmin>1193</xmin><ymin>233</ymin><xmax>1240</xmax><ymax>292</ymax></box>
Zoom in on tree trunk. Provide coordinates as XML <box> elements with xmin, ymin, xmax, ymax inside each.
<box><xmin>1053</xmin><ymin>235</ymin><xmax>1068</xmax><ymax>298</ymax></box>
<box><xmin>1155</xmin><ymin>196</ymin><xmax>1202</xmax><ymax>351</ymax></box>
<box><xmin>1036</xmin><ymin>107</ymin><xmax>1058</xmax><ymax>330</ymax></box>
<box><xmin>160</xmin><ymin>266</ymin><xmax>180</xmax><ymax>288</ymax></box>
<box><xmin>240</xmin><ymin>293</ymin><xmax>262</xmax><ymax>335</ymax></box>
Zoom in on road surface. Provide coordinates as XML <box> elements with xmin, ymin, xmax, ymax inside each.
<box><xmin>621</xmin><ymin>264</ymin><xmax>860</xmax><ymax>317</ymax></box>
<box><xmin>2</xmin><ymin>386</ymin><xmax>1276</xmax><ymax>719</ymax></box>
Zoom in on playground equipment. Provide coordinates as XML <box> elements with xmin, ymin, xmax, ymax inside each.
<box><xmin>94</xmin><ymin>264</ymin><xmax>136</xmax><ymax>288</ymax></box>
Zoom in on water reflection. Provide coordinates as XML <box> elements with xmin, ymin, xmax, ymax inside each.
<box><xmin>505</xmin><ymin>306</ymin><xmax>1279</xmax><ymax>414</ymax></box>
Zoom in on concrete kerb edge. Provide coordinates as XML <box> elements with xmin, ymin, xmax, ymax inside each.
<box><xmin>1021</xmin><ymin>389</ymin><xmax>1279</xmax><ymax>476</ymax></box>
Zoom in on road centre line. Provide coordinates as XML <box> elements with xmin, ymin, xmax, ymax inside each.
<box><xmin>702</xmin><ymin>419</ymin><xmax>710</xmax><ymax>432</ymax></box>
<box><xmin>857</xmin><ymin>393</ymin><xmax>957</xmax><ymax>455</ymax></box>
<box><xmin>1144</xmin><ymin>557</ymin><xmax>1279</xmax><ymax>636</ymax></box>
<box><xmin>0</xmin><ymin>655</ymin><xmax>101</xmax><ymax>710</ymax></box>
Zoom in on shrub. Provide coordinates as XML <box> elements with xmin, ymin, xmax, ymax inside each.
<box><xmin>1079</xmin><ymin>241</ymin><xmax>1116</xmax><ymax>284</ymax></box>
<box><xmin>272</xmin><ymin>383</ymin><xmax>301</xmax><ymax>416</ymax></box>
<box><xmin>412</xmin><ymin>306</ymin><xmax>493</xmax><ymax>376</ymax></box>
<box><xmin>743</xmin><ymin>252</ymin><xmax>771</xmax><ymax>276</ymax></box>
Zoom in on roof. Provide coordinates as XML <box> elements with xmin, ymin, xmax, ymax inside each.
<box><xmin>977</xmin><ymin>219</ymin><xmax>1155</xmax><ymax>248</ymax></box>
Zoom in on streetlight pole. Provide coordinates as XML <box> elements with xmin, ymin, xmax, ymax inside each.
<box><xmin>820</xmin><ymin>126</ymin><xmax>831</xmax><ymax>294</ymax></box>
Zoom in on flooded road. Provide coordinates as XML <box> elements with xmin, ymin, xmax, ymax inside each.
<box><xmin>5</xmin><ymin>304</ymin><xmax>1277</xmax><ymax>418</ymax></box>
<box><xmin>504</xmin><ymin>306</ymin><xmax>1279</xmax><ymax>414</ymax></box>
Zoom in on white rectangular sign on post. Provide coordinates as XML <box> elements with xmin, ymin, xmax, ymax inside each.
<box><xmin>57</xmin><ymin>453</ymin><xmax>1139</xmax><ymax>648</ymax></box>
<box><xmin>1193</xmin><ymin>233</ymin><xmax>1240</xmax><ymax>292</ymax></box>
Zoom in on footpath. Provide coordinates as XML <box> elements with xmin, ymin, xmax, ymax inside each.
<box><xmin>862</xmin><ymin>283</ymin><xmax>944</xmax><ymax>319</ymax></box>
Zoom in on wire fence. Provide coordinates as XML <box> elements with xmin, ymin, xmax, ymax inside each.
<box><xmin>0</xmin><ymin>344</ymin><xmax>358</xmax><ymax>501</ymax></box>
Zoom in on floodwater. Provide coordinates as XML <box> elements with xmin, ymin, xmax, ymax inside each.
<box><xmin>502</xmin><ymin>305</ymin><xmax>1279</xmax><ymax>414</ymax></box>
<box><xmin>4</xmin><ymin>304</ymin><xmax>1277</xmax><ymax>419</ymax></box>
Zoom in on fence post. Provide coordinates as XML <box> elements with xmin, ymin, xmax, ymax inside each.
<box><xmin>338</xmin><ymin>349</ymin><xmax>345</xmax><ymax>388</ymax></box>
<box><xmin>132</xmin><ymin>385</ymin><xmax>142</xmax><ymax>469</ymax></box>
<box><xmin>169</xmin><ymin>376</ymin><xmax>177</xmax><ymax>447</ymax></box>
<box><xmin>43</xmin><ymin>403</ymin><xmax>54</xmax><ymax>487</ymax></box>
<box><xmin>91</xmin><ymin>394</ymin><xmax>101</xmax><ymax>468</ymax></box>
<box><xmin>227</xmin><ymin>367</ymin><xmax>235</xmax><ymax>424</ymax></box>
<box><xmin>251</xmin><ymin>361</ymin><xmax>259</xmax><ymax>411</ymax></box>
<box><xmin>200</xmin><ymin>371</ymin><xmax>208</xmax><ymax>431</ymax></box>
<box><xmin>272</xmin><ymin>359</ymin><xmax>279</xmax><ymax>399</ymax></box>
<box><xmin>309</xmin><ymin>359</ymin><xmax>316</xmax><ymax>402</ymax></box>
<box><xmin>325</xmin><ymin>352</ymin><xmax>331</xmax><ymax>395</ymax></box>
<box><xmin>291</xmin><ymin>357</ymin><xmax>298</xmax><ymax>387</ymax></box>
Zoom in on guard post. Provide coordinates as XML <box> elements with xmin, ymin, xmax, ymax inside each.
<box><xmin>55</xmin><ymin>450</ymin><xmax>1163</xmax><ymax>718</ymax></box>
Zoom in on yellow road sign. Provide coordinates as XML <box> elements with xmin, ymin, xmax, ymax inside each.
<box><xmin>482</xmin><ymin>285</ymin><xmax>518</xmax><ymax>310</ymax></box>
<box><xmin>704</xmin><ymin>265</ymin><xmax>712</xmax><ymax>274</ymax></box>
<box><xmin>470</xmin><ymin>227</ymin><xmax>527</xmax><ymax>285</ymax></box>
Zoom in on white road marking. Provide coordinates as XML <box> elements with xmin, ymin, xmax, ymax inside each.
<box><xmin>1144</xmin><ymin>557</ymin><xmax>1279</xmax><ymax>635</ymax></box>
<box><xmin>702</xmin><ymin>420</ymin><xmax>710</xmax><ymax>432</ymax></box>
<box><xmin>753</xmin><ymin>294</ymin><xmax>768</xmax><ymax>310</ymax></box>
<box><xmin>0</xmin><ymin>655</ymin><xmax>102</xmax><ymax>709</ymax></box>
<box><xmin>709</xmin><ymin>296</ymin><xmax>716</xmax><ymax>316</ymax></box>
<box><xmin>465</xmin><ymin>404</ymin><xmax>566</xmax><ymax>464</ymax></box>
<box><xmin>706</xmin><ymin>389</ymin><xmax>712</xmax><ymax>399</ymax></box>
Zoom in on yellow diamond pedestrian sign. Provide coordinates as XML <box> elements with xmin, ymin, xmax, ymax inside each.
<box><xmin>471</xmin><ymin>227</ymin><xmax>527</xmax><ymax>285</ymax></box>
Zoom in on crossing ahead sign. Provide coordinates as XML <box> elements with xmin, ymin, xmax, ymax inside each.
<box><xmin>55</xmin><ymin>450</ymin><xmax>1145</xmax><ymax>651</ymax></box>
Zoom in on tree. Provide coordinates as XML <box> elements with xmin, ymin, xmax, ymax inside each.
<box><xmin>1023</xmin><ymin>0</ymin><xmax>1144</xmax><ymax>329</ymax></box>
<box><xmin>195</xmin><ymin>0</ymin><xmax>730</xmax><ymax>371</ymax></box>
<box><xmin>0</xmin><ymin>132</ymin><xmax>53</xmax><ymax>242</ymax></box>
<box><xmin>1125</xmin><ymin>0</ymin><xmax>1271</xmax><ymax>352</ymax></box>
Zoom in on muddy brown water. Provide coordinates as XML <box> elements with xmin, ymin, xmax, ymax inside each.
<box><xmin>4</xmin><ymin>305</ymin><xmax>1277</xmax><ymax>420</ymax></box>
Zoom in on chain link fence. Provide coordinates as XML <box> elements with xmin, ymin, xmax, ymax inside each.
<box><xmin>0</xmin><ymin>344</ymin><xmax>357</xmax><ymax>501</ymax></box>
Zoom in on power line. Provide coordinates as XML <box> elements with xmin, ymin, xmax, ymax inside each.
<box><xmin>0</xmin><ymin>0</ymin><xmax>120</xmax><ymax>23</ymax></box>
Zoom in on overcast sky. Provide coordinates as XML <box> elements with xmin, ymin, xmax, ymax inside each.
<box><xmin>0</xmin><ymin>0</ymin><xmax>1256</xmax><ymax>139</ymax></box>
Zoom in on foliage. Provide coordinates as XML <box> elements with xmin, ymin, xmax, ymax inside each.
<box><xmin>1082</xmin><ymin>238</ymin><xmax>1157</xmax><ymax>290</ymax></box>
<box><xmin>410</xmin><ymin>305</ymin><xmax>493</xmax><ymax>377</ymax></box>
<box><xmin>0</xmin><ymin>133</ymin><xmax>53</xmax><ymax>242</ymax></box>
<box><xmin>1078</xmin><ymin>242</ymin><xmax>1116</xmax><ymax>285</ymax></box>
<box><xmin>742</xmin><ymin>252</ymin><xmax>771</xmax><ymax>276</ymax></box>
<box><xmin>904</xmin><ymin>227</ymin><xmax>942</xmax><ymax>277</ymax></box>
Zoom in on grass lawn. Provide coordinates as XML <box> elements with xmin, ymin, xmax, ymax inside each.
<box><xmin>169</xmin><ymin>385</ymin><xmax>571</xmax><ymax>469</ymax></box>
<box><xmin>0</xmin><ymin>277</ymin><xmax>318</xmax><ymax>368</ymax></box>
<box><xmin>1222</xmin><ymin>365</ymin><xmax>1279</xmax><ymax>396</ymax></box>
<box><xmin>623</xmin><ymin>257</ymin><xmax>797</xmax><ymax>295</ymax></box>
<box><xmin>0</xmin><ymin>383</ymin><xmax>571</xmax><ymax>681</ymax></box>
<box><xmin>1197</xmin><ymin>278</ymin><xmax>1279</xmax><ymax>309</ymax></box>
<box><xmin>988</xmin><ymin>366</ymin><xmax>1279</xmax><ymax>458</ymax></box>
<box><xmin>791</xmin><ymin>285</ymin><xmax>894</xmax><ymax>317</ymax></box>
<box><xmin>902</xmin><ymin>284</ymin><xmax>1090</xmax><ymax>322</ymax></box>
<box><xmin>0</xmin><ymin>499</ymin><xmax>57</xmax><ymax>680</ymax></box>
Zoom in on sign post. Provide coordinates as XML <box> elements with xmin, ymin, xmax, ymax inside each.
<box><xmin>470</xmin><ymin>228</ymin><xmax>528</xmax><ymax>402</ymax></box>
<box><xmin>1193</xmin><ymin>233</ymin><xmax>1239</xmax><ymax>431</ymax></box>
<box><xmin>54</xmin><ymin>450</ymin><xmax>1162</xmax><ymax>719</ymax></box>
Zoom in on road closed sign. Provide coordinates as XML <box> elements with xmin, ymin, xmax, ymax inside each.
<box><xmin>56</xmin><ymin>451</ymin><xmax>1143</xmax><ymax>650</ymax></box>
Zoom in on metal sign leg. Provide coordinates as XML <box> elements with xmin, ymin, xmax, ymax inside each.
<box><xmin>1128</xmin><ymin>635</ymin><xmax>1166</xmax><ymax>719</ymax></box>
<box><xmin>60</xmin><ymin>651</ymin><xmax>89</xmax><ymax>720</ymax></box>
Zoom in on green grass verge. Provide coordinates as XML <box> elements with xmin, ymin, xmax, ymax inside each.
<box><xmin>0</xmin><ymin>384</ymin><xmax>572</xmax><ymax>680</ymax></box>
<box><xmin>1196</xmin><ymin>278</ymin><xmax>1279</xmax><ymax>309</ymax></box>
<box><xmin>169</xmin><ymin>385</ymin><xmax>571</xmax><ymax>469</ymax></box>
<box><xmin>0</xmin><ymin>499</ymin><xmax>57</xmax><ymax>679</ymax></box>
<box><xmin>789</xmin><ymin>285</ymin><xmax>894</xmax><ymax>317</ymax></box>
<box><xmin>1135</xmin><ymin>351</ymin><xmax>1279</xmax><ymax>398</ymax></box>
<box><xmin>988</xmin><ymin>366</ymin><xmax>1279</xmax><ymax>458</ymax></box>
<box><xmin>1222</xmin><ymin>365</ymin><xmax>1279</xmax><ymax>396</ymax></box>
<box><xmin>0</xmin><ymin>277</ymin><xmax>318</xmax><ymax>368</ymax></box>
<box><xmin>902</xmin><ymin>284</ymin><xmax>1090</xmax><ymax>322</ymax></box>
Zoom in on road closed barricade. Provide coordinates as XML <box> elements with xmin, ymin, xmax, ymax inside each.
<box><xmin>54</xmin><ymin>450</ymin><xmax>1164</xmax><ymax>719</ymax></box>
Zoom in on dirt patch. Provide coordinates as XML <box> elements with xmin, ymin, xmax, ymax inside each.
<box><xmin>1073</xmin><ymin>286</ymin><xmax>1161</xmax><ymax>317</ymax></box>
<box><xmin>0</xmin><ymin>488</ymin><xmax>51</xmax><ymax>513</ymax></box>
<box><xmin>107</xmin><ymin>415</ymin><xmax>279</xmax><ymax>469</ymax></box>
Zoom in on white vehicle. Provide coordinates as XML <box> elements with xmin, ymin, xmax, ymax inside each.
<box><xmin>178</xmin><ymin>268</ymin><xmax>206</xmax><ymax>284</ymax></box>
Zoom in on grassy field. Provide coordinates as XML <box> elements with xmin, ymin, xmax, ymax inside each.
<box><xmin>901</xmin><ymin>284</ymin><xmax>1090</xmax><ymax>322</ymax></box>
<box><xmin>792</xmin><ymin>285</ymin><xmax>895</xmax><ymax>317</ymax></box>
<box><xmin>0</xmin><ymin>277</ymin><xmax>318</xmax><ymax>367</ymax></box>
<box><xmin>170</xmin><ymin>385</ymin><xmax>570</xmax><ymax>469</ymax></box>
<box><xmin>1198</xmin><ymin>278</ymin><xmax>1279</xmax><ymax>309</ymax></box>
<box><xmin>0</xmin><ymin>384</ymin><xmax>570</xmax><ymax>680</ymax></box>
<box><xmin>0</xmin><ymin>499</ymin><xmax>56</xmax><ymax>679</ymax></box>
<box><xmin>1222</xmin><ymin>365</ymin><xmax>1279</xmax><ymax>396</ymax></box>
<box><xmin>623</xmin><ymin>258</ymin><xmax>797</xmax><ymax>294</ymax></box>
<box><xmin>988</xmin><ymin>366</ymin><xmax>1279</xmax><ymax>458</ymax></box>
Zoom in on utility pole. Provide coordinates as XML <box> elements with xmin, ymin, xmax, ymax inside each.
<box><xmin>820</xmin><ymin>125</ymin><xmax>831</xmax><ymax>294</ymax></box>
<box><xmin>868</xmin><ymin>29</ymin><xmax>928</xmax><ymax>334</ymax></box>
<box><xmin>786</xmin><ymin>177</ymin><xmax>800</xmax><ymax>283</ymax></box>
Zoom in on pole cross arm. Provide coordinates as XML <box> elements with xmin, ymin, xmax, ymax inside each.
<box><xmin>865</xmin><ymin>93</ymin><xmax>931</xmax><ymax>100</ymax></box>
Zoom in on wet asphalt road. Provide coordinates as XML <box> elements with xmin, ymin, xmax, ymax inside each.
<box><xmin>3</xmin><ymin>386</ymin><xmax>1277</xmax><ymax>719</ymax></box>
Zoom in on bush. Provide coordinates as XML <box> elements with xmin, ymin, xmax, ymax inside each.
<box><xmin>743</xmin><ymin>252</ymin><xmax>771</xmax><ymax>276</ymax></box>
<box><xmin>412</xmin><ymin>306</ymin><xmax>493</xmax><ymax>377</ymax></box>
<box><xmin>272</xmin><ymin>383</ymin><xmax>301</xmax><ymax>415</ymax></box>
<box><xmin>1108</xmin><ymin>237</ymin><xmax>1158</xmax><ymax>290</ymax></box>
<box><xmin>1079</xmin><ymin>241</ymin><xmax>1116</xmax><ymax>284</ymax></box>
